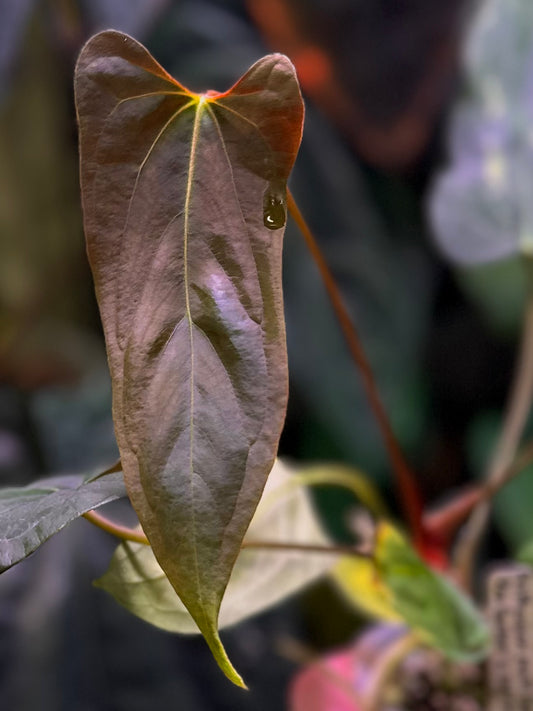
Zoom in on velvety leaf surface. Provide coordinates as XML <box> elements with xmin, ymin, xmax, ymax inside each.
<box><xmin>430</xmin><ymin>0</ymin><xmax>533</xmax><ymax>265</ymax></box>
<box><xmin>75</xmin><ymin>31</ymin><xmax>303</xmax><ymax>684</ymax></box>
<box><xmin>0</xmin><ymin>471</ymin><xmax>126</xmax><ymax>572</ymax></box>
<box><xmin>95</xmin><ymin>459</ymin><xmax>334</xmax><ymax>633</ymax></box>
<box><xmin>151</xmin><ymin>0</ymin><xmax>434</xmax><ymax>491</ymax></box>
<box><xmin>333</xmin><ymin>523</ymin><xmax>490</xmax><ymax>661</ymax></box>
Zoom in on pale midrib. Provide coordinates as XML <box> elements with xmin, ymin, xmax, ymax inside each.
<box><xmin>114</xmin><ymin>96</ymin><xmax>196</xmax><ymax>348</ymax></box>
<box><xmin>183</xmin><ymin>96</ymin><xmax>207</xmax><ymax>627</ymax></box>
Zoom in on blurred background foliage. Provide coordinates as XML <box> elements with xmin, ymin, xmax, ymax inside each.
<box><xmin>0</xmin><ymin>0</ymin><xmax>530</xmax><ymax>708</ymax></box>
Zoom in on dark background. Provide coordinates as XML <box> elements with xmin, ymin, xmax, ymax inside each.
<box><xmin>0</xmin><ymin>1</ymin><xmax>523</xmax><ymax>709</ymax></box>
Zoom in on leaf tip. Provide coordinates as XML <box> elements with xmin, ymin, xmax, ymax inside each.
<box><xmin>205</xmin><ymin>627</ymin><xmax>247</xmax><ymax>688</ymax></box>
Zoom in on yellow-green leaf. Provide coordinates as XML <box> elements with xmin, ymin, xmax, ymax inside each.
<box><xmin>333</xmin><ymin>554</ymin><xmax>402</xmax><ymax>623</ymax></box>
<box><xmin>291</xmin><ymin>463</ymin><xmax>388</xmax><ymax>517</ymax></box>
<box><xmin>332</xmin><ymin>522</ymin><xmax>491</xmax><ymax>661</ymax></box>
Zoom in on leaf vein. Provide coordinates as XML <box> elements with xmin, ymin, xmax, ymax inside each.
<box><xmin>183</xmin><ymin>97</ymin><xmax>208</xmax><ymax>630</ymax></box>
<box><xmin>116</xmin><ymin>97</ymin><xmax>196</xmax><ymax>346</ymax></box>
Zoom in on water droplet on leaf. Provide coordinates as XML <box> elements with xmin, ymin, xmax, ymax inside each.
<box><xmin>263</xmin><ymin>186</ymin><xmax>286</xmax><ymax>230</ymax></box>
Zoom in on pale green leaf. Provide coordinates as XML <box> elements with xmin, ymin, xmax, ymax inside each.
<box><xmin>95</xmin><ymin>459</ymin><xmax>334</xmax><ymax>632</ymax></box>
<box><xmin>290</xmin><ymin>463</ymin><xmax>388</xmax><ymax>517</ymax></box>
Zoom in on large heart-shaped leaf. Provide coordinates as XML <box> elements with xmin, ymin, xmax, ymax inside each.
<box><xmin>0</xmin><ymin>471</ymin><xmax>126</xmax><ymax>572</ymax></box>
<box><xmin>95</xmin><ymin>459</ymin><xmax>334</xmax><ymax>632</ymax></box>
<box><xmin>74</xmin><ymin>31</ymin><xmax>303</xmax><ymax>685</ymax></box>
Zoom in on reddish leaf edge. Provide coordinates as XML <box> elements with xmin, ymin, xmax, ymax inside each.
<box><xmin>74</xmin><ymin>30</ymin><xmax>307</xmax><ymax>689</ymax></box>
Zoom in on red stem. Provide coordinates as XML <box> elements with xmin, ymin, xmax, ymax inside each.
<box><xmin>287</xmin><ymin>191</ymin><xmax>425</xmax><ymax>548</ymax></box>
<box><xmin>424</xmin><ymin>439</ymin><xmax>533</xmax><ymax>548</ymax></box>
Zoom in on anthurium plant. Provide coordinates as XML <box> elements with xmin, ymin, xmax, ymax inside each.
<box><xmin>2</xmin><ymin>25</ymin><xmax>533</xmax><ymax>708</ymax></box>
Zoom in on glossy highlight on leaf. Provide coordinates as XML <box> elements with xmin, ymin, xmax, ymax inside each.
<box><xmin>74</xmin><ymin>31</ymin><xmax>304</xmax><ymax>685</ymax></box>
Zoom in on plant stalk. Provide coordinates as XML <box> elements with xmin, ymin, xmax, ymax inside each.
<box><xmin>423</xmin><ymin>439</ymin><xmax>533</xmax><ymax>546</ymax></box>
<box><xmin>287</xmin><ymin>190</ymin><xmax>424</xmax><ymax>548</ymax></box>
<box><xmin>363</xmin><ymin>633</ymin><xmax>420</xmax><ymax>711</ymax></box>
<box><xmin>83</xmin><ymin>509</ymin><xmax>371</xmax><ymax>558</ymax></box>
<box><xmin>82</xmin><ymin>509</ymin><xmax>149</xmax><ymax>544</ymax></box>
<box><xmin>454</xmin><ymin>274</ymin><xmax>533</xmax><ymax>586</ymax></box>
<box><xmin>241</xmin><ymin>540</ymin><xmax>371</xmax><ymax>558</ymax></box>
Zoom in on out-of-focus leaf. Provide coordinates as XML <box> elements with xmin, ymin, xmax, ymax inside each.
<box><xmin>430</xmin><ymin>0</ymin><xmax>533</xmax><ymax>265</ymax></box>
<box><xmin>333</xmin><ymin>554</ymin><xmax>402</xmax><ymax>625</ymax></box>
<box><xmin>96</xmin><ymin>459</ymin><xmax>334</xmax><ymax>632</ymax></box>
<box><xmin>378</xmin><ymin>524</ymin><xmax>490</xmax><ymax>661</ymax></box>
<box><xmin>75</xmin><ymin>32</ymin><xmax>303</xmax><ymax>686</ymax></box>
<box><xmin>332</xmin><ymin>523</ymin><xmax>490</xmax><ymax>661</ymax></box>
<box><xmin>467</xmin><ymin>412</ymin><xmax>533</xmax><ymax>549</ymax></box>
<box><xmin>456</xmin><ymin>257</ymin><xmax>527</xmax><ymax>337</ymax></box>
<box><xmin>0</xmin><ymin>471</ymin><xmax>126</xmax><ymax>572</ymax></box>
<box><xmin>517</xmin><ymin>539</ymin><xmax>533</xmax><ymax>566</ymax></box>
<box><xmin>290</xmin><ymin>463</ymin><xmax>388</xmax><ymax>517</ymax></box>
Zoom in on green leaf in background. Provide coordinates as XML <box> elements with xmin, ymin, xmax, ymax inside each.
<box><xmin>333</xmin><ymin>552</ymin><xmax>403</xmax><ymax>624</ymax></box>
<box><xmin>95</xmin><ymin>459</ymin><xmax>334</xmax><ymax>633</ymax></box>
<box><xmin>456</xmin><ymin>257</ymin><xmax>528</xmax><ymax>337</ymax></box>
<box><xmin>75</xmin><ymin>31</ymin><xmax>303</xmax><ymax>685</ymax></box>
<box><xmin>0</xmin><ymin>471</ymin><xmax>126</xmax><ymax>572</ymax></box>
<box><xmin>467</xmin><ymin>412</ymin><xmax>533</xmax><ymax>549</ymax></box>
<box><xmin>333</xmin><ymin>523</ymin><xmax>490</xmax><ymax>662</ymax></box>
<box><xmin>290</xmin><ymin>463</ymin><xmax>388</xmax><ymax>518</ymax></box>
<box><xmin>430</xmin><ymin>0</ymin><xmax>533</xmax><ymax>265</ymax></box>
<box><xmin>517</xmin><ymin>539</ymin><xmax>533</xmax><ymax>566</ymax></box>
